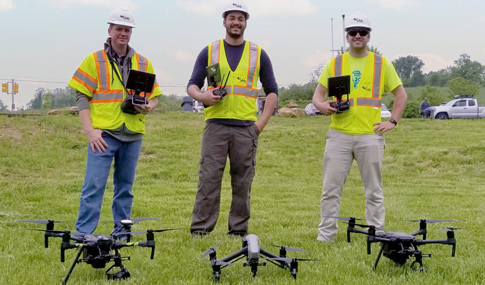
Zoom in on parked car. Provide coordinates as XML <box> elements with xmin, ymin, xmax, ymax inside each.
<box><xmin>381</xmin><ymin>103</ymin><xmax>391</xmax><ymax>118</ymax></box>
<box><xmin>430</xmin><ymin>95</ymin><xmax>485</xmax><ymax>119</ymax></box>
<box><xmin>193</xmin><ymin>100</ymin><xmax>204</xmax><ymax>113</ymax></box>
<box><xmin>305</xmin><ymin>103</ymin><xmax>322</xmax><ymax>116</ymax></box>
<box><xmin>181</xmin><ymin>96</ymin><xmax>194</xmax><ymax>112</ymax></box>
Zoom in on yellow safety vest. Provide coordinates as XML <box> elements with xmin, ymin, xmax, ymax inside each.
<box><xmin>329</xmin><ymin>52</ymin><xmax>385</xmax><ymax>135</ymax></box>
<box><xmin>204</xmin><ymin>40</ymin><xmax>261</xmax><ymax>121</ymax></box>
<box><xmin>68</xmin><ymin>50</ymin><xmax>162</xmax><ymax>134</ymax></box>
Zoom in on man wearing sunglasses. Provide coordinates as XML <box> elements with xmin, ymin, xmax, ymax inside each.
<box><xmin>313</xmin><ymin>12</ymin><xmax>407</xmax><ymax>242</ymax></box>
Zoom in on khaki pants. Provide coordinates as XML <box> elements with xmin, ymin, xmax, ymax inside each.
<box><xmin>317</xmin><ymin>129</ymin><xmax>385</xmax><ymax>241</ymax></box>
<box><xmin>191</xmin><ymin>122</ymin><xmax>259</xmax><ymax>234</ymax></box>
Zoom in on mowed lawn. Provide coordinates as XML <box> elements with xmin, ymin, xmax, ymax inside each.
<box><xmin>1</xmin><ymin>112</ymin><xmax>485</xmax><ymax>285</ymax></box>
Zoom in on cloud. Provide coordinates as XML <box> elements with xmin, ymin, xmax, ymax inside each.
<box><xmin>471</xmin><ymin>16</ymin><xmax>485</xmax><ymax>24</ymax></box>
<box><xmin>41</xmin><ymin>0</ymin><xmax>140</xmax><ymax>10</ymax></box>
<box><xmin>301</xmin><ymin>51</ymin><xmax>332</xmax><ymax>69</ymax></box>
<box><xmin>364</xmin><ymin>0</ymin><xmax>424</xmax><ymax>10</ymax></box>
<box><xmin>0</xmin><ymin>0</ymin><xmax>15</xmax><ymax>12</ymax></box>
<box><xmin>173</xmin><ymin>50</ymin><xmax>196</xmax><ymax>62</ymax></box>
<box><xmin>154</xmin><ymin>68</ymin><xmax>174</xmax><ymax>84</ymax></box>
<box><xmin>388</xmin><ymin>53</ymin><xmax>454</xmax><ymax>73</ymax></box>
<box><xmin>176</xmin><ymin>0</ymin><xmax>318</xmax><ymax>17</ymax></box>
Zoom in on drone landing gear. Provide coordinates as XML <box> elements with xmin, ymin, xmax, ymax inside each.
<box><xmin>62</xmin><ymin>247</ymin><xmax>84</xmax><ymax>285</ymax></box>
<box><xmin>410</xmin><ymin>251</ymin><xmax>430</xmax><ymax>272</ymax></box>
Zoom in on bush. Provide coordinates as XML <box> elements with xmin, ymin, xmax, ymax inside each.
<box><xmin>402</xmin><ymin>100</ymin><xmax>420</xmax><ymax>118</ymax></box>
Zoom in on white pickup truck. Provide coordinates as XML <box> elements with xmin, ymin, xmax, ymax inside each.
<box><xmin>430</xmin><ymin>96</ymin><xmax>485</xmax><ymax>119</ymax></box>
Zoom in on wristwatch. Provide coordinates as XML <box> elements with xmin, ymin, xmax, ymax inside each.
<box><xmin>389</xmin><ymin>118</ymin><xmax>398</xmax><ymax>125</ymax></box>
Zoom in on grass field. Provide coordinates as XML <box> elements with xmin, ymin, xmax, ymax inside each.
<box><xmin>1</xmin><ymin>112</ymin><xmax>485</xmax><ymax>285</ymax></box>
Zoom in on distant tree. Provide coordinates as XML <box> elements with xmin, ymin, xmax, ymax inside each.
<box><xmin>450</xmin><ymin>54</ymin><xmax>485</xmax><ymax>84</ymax></box>
<box><xmin>42</xmin><ymin>92</ymin><xmax>51</xmax><ymax>110</ymax></box>
<box><xmin>27</xmin><ymin>88</ymin><xmax>45</xmax><ymax>109</ymax></box>
<box><xmin>420</xmin><ymin>85</ymin><xmax>452</xmax><ymax>106</ymax></box>
<box><xmin>309</xmin><ymin>63</ymin><xmax>324</xmax><ymax>83</ymax></box>
<box><xmin>367</xmin><ymin>45</ymin><xmax>381</xmax><ymax>55</ymax></box>
<box><xmin>392</xmin><ymin>56</ymin><xmax>425</xmax><ymax>87</ymax></box>
<box><xmin>50</xmin><ymin>87</ymin><xmax>76</xmax><ymax>108</ymax></box>
<box><xmin>447</xmin><ymin>77</ymin><xmax>482</xmax><ymax>96</ymax></box>
<box><xmin>426</xmin><ymin>68</ymin><xmax>451</xmax><ymax>87</ymax></box>
<box><xmin>278</xmin><ymin>82</ymin><xmax>317</xmax><ymax>104</ymax></box>
<box><xmin>0</xmin><ymin>100</ymin><xmax>7</xmax><ymax>111</ymax></box>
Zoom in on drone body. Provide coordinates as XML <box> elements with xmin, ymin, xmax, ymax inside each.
<box><xmin>202</xmin><ymin>234</ymin><xmax>315</xmax><ymax>282</ymax></box>
<box><xmin>325</xmin><ymin>216</ymin><xmax>458</xmax><ymax>271</ymax></box>
<box><xmin>15</xmin><ymin>218</ymin><xmax>180</xmax><ymax>284</ymax></box>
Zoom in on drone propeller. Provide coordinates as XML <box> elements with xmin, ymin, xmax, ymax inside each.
<box><xmin>264</xmin><ymin>257</ymin><xmax>319</xmax><ymax>263</ymax></box>
<box><xmin>322</xmin><ymin>215</ymin><xmax>366</xmax><ymax>221</ymax></box>
<box><xmin>437</xmin><ymin>227</ymin><xmax>462</xmax><ymax>232</ymax></box>
<box><xmin>28</xmin><ymin>228</ymin><xmax>70</xmax><ymax>234</ymax></box>
<box><xmin>16</xmin><ymin>219</ymin><xmax>75</xmax><ymax>224</ymax></box>
<box><xmin>123</xmin><ymin>228</ymin><xmax>186</xmax><ymax>235</ymax></box>
<box><xmin>392</xmin><ymin>219</ymin><xmax>458</xmax><ymax>223</ymax></box>
<box><xmin>100</xmin><ymin>217</ymin><xmax>161</xmax><ymax>224</ymax></box>
<box><xmin>266</xmin><ymin>244</ymin><xmax>310</xmax><ymax>253</ymax></box>
<box><xmin>202</xmin><ymin>241</ymin><xmax>222</xmax><ymax>258</ymax></box>
<box><xmin>343</xmin><ymin>222</ymin><xmax>393</xmax><ymax>231</ymax></box>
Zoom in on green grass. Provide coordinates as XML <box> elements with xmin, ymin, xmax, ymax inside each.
<box><xmin>1</xmin><ymin>112</ymin><xmax>485</xmax><ymax>284</ymax></box>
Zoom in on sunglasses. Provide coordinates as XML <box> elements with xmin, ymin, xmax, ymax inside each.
<box><xmin>347</xmin><ymin>29</ymin><xmax>370</xmax><ymax>37</ymax></box>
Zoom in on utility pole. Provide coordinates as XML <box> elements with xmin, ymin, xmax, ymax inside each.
<box><xmin>342</xmin><ymin>14</ymin><xmax>346</xmax><ymax>53</ymax></box>
<box><xmin>11</xmin><ymin>79</ymin><xmax>15</xmax><ymax>110</ymax></box>
<box><xmin>331</xmin><ymin>18</ymin><xmax>334</xmax><ymax>57</ymax></box>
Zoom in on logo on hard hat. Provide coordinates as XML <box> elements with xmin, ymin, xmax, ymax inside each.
<box><xmin>120</xmin><ymin>15</ymin><xmax>130</xmax><ymax>20</ymax></box>
<box><xmin>232</xmin><ymin>3</ymin><xmax>242</xmax><ymax>8</ymax></box>
<box><xmin>354</xmin><ymin>18</ymin><xmax>363</xmax><ymax>23</ymax></box>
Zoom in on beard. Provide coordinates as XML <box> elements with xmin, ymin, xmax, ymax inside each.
<box><xmin>225</xmin><ymin>23</ymin><xmax>245</xmax><ymax>40</ymax></box>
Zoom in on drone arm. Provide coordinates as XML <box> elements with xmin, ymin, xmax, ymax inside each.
<box><xmin>415</xmin><ymin>238</ymin><xmax>456</xmax><ymax>257</ymax></box>
<box><xmin>218</xmin><ymin>247</ymin><xmax>247</xmax><ymax>263</ymax></box>
<box><xmin>410</xmin><ymin>229</ymin><xmax>426</xmax><ymax>239</ymax></box>
<box><xmin>260</xmin><ymin>248</ymin><xmax>286</xmax><ymax>268</ymax></box>
<box><xmin>137</xmin><ymin>240</ymin><xmax>156</xmax><ymax>259</ymax></box>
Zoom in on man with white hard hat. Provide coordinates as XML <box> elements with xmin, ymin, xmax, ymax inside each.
<box><xmin>313</xmin><ymin>12</ymin><xmax>407</xmax><ymax>242</ymax></box>
<box><xmin>188</xmin><ymin>0</ymin><xmax>278</xmax><ymax>237</ymax></box>
<box><xmin>68</xmin><ymin>7</ymin><xmax>162</xmax><ymax>238</ymax></box>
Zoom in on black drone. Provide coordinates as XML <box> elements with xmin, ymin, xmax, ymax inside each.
<box><xmin>325</xmin><ymin>216</ymin><xmax>459</xmax><ymax>271</ymax></box>
<box><xmin>16</xmin><ymin>218</ymin><xmax>181</xmax><ymax>284</ymax></box>
<box><xmin>202</xmin><ymin>234</ymin><xmax>316</xmax><ymax>282</ymax></box>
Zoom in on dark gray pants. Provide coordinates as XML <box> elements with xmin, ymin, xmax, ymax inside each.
<box><xmin>191</xmin><ymin>122</ymin><xmax>259</xmax><ymax>234</ymax></box>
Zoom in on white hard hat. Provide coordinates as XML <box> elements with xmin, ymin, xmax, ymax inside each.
<box><xmin>345</xmin><ymin>12</ymin><xmax>371</xmax><ymax>32</ymax></box>
<box><xmin>107</xmin><ymin>7</ymin><xmax>136</xmax><ymax>28</ymax></box>
<box><xmin>222</xmin><ymin>0</ymin><xmax>250</xmax><ymax>19</ymax></box>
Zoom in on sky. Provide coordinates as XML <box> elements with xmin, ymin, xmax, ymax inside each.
<box><xmin>1</xmin><ymin>0</ymin><xmax>484</xmax><ymax>110</ymax></box>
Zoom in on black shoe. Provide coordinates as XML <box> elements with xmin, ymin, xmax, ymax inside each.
<box><xmin>228</xmin><ymin>231</ymin><xmax>246</xmax><ymax>237</ymax></box>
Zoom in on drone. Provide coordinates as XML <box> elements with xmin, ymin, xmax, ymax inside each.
<box><xmin>325</xmin><ymin>216</ymin><xmax>459</xmax><ymax>271</ymax></box>
<box><xmin>16</xmin><ymin>219</ymin><xmax>182</xmax><ymax>284</ymax></box>
<box><xmin>202</xmin><ymin>234</ymin><xmax>316</xmax><ymax>282</ymax></box>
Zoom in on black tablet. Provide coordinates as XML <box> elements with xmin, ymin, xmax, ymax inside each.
<box><xmin>126</xmin><ymin>69</ymin><xmax>156</xmax><ymax>94</ymax></box>
<box><xmin>328</xmin><ymin>75</ymin><xmax>350</xmax><ymax>97</ymax></box>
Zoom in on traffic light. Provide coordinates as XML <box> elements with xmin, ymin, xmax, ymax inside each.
<box><xmin>1</xmin><ymin>83</ymin><xmax>8</xmax><ymax>93</ymax></box>
<box><xmin>13</xmin><ymin>83</ymin><xmax>18</xmax><ymax>93</ymax></box>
